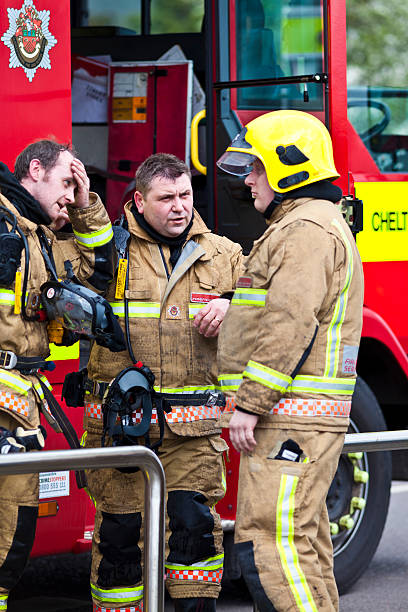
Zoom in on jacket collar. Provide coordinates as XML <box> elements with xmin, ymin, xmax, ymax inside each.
<box><xmin>0</xmin><ymin>192</ymin><xmax>41</xmax><ymax>234</ymax></box>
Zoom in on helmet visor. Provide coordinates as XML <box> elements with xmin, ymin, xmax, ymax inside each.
<box><xmin>217</xmin><ymin>150</ymin><xmax>257</xmax><ymax>177</ymax></box>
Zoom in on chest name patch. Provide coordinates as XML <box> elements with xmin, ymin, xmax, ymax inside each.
<box><xmin>190</xmin><ymin>293</ymin><xmax>219</xmax><ymax>304</ymax></box>
<box><xmin>236</xmin><ymin>276</ymin><xmax>253</xmax><ymax>288</ymax></box>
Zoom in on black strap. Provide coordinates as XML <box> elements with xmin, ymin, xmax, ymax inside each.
<box><xmin>36</xmin><ymin>227</ymin><xmax>58</xmax><ymax>281</ymax></box>
<box><xmin>35</xmin><ymin>375</ymin><xmax>87</xmax><ymax>489</ymax></box>
<box><xmin>160</xmin><ymin>390</ymin><xmax>226</xmax><ymax>408</ymax></box>
<box><xmin>84</xmin><ymin>377</ymin><xmax>109</xmax><ymax>400</ymax></box>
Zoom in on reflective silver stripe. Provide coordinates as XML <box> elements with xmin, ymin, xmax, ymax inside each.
<box><xmin>231</xmin><ymin>288</ymin><xmax>267</xmax><ymax>306</ymax></box>
<box><xmin>289</xmin><ymin>375</ymin><xmax>356</xmax><ymax>395</ymax></box>
<box><xmin>0</xmin><ymin>290</ymin><xmax>14</xmax><ymax>305</ymax></box>
<box><xmin>244</xmin><ymin>360</ymin><xmax>292</xmax><ymax>393</ymax></box>
<box><xmin>110</xmin><ymin>301</ymin><xmax>160</xmax><ymax>318</ymax></box>
<box><xmin>0</xmin><ymin>369</ymin><xmax>31</xmax><ymax>395</ymax></box>
<box><xmin>90</xmin><ymin>582</ymin><xmax>143</xmax><ymax>604</ymax></box>
<box><xmin>217</xmin><ymin>373</ymin><xmax>243</xmax><ymax>391</ymax></box>
<box><xmin>166</xmin><ymin>553</ymin><xmax>224</xmax><ymax>572</ymax></box>
<box><xmin>74</xmin><ymin>223</ymin><xmax>113</xmax><ymax>248</ymax></box>
<box><xmin>325</xmin><ymin>219</ymin><xmax>354</xmax><ymax>377</ymax></box>
<box><xmin>188</xmin><ymin>303</ymin><xmax>204</xmax><ymax>318</ymax></box>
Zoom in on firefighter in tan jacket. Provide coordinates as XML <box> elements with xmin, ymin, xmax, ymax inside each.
<box><xmin>217</xmin><ymin>111</ymin><xmax>364</xmax><ymax>612</ymax></box>
<box><xmin>84</xmin><ymin>153</ymin><xmax>243</xmax><ymax>612</ymax></box>
<box><xmin>0</xmin><ymin>140</ymin><xmax>114</xmax><ymax>611</ymax></box>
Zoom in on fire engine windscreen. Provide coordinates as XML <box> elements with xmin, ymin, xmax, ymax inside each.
<box><xmin>40</xmin><ymin>280</ymin><xmax>126</xmax><ymax>352</ymax></box>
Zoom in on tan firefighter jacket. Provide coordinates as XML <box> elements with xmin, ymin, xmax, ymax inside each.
<box><xmin>0</xmin><ymin>191</ymin><xmax>114</xmax><ymax>429</ymax></box>
<box><xmin>217</xmin><ymin>196</ymin><xmax>364</xmax><ymax>433</ymax></box>
<box><xmin>87</xmin><ymin>203</ymin><xmax>243</xmax><ymax>437</ymax></box>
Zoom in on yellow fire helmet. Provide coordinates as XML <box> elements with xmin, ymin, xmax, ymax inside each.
<box><xmin>217</xmin><ymin>110</ymin><xmax>340</xmax><ymax>193</ymax></box>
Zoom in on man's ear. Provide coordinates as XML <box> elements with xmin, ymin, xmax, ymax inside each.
<box><xmin>134</xmin><ymin>191</ymin><xmax>145</xmax><ymax>214</ymax></box>
<box><xmin>27</xmin><ymin>159</ymin><xmax>43</xmax><ymax>182</ymax></box>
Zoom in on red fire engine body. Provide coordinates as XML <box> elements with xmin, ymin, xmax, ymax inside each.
<box><xmin>0</xmin><ymin>0</ymin><xmax>407</xmax><ymax>594</ymax></box>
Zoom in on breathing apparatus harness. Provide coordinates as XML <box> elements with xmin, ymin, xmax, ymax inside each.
<box><xmin>82</xmin><ymin>218</ymin><xmax>226</xmax><ymax>460</ymax></box>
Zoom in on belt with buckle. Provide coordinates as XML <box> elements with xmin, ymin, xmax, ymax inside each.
<box><xmin>84</xmin><ymin>378</ymin><xmax>110</xmax><ymax>400</ymax></box>
<box><xmin>0</xmin><ymin>351</ymin><xmax>50</xmax><ymax>374</ymax></box>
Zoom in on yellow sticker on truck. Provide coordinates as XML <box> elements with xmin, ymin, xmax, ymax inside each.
<box><xmin>355</xmin><ymin>181</ymin><xmax>408</xmax><ymax>262</ymax></box>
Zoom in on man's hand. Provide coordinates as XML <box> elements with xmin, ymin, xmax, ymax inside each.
<box><xmin>229</xmin><ymin>409</ymin><xmax>259</xmax><ymax>453</ymax></box>
<box><xmin>49</xmin><ymin>205</ymin><xmax>69</xmax><ymax>231</ymax></box>
<box><xmin>71</xmin><ymin>158</ymin><xmax>90</xmax><ymax>209</ymax></box>
<box><xmin>193</xmin><ymin>297</ymin><xmax>230</xmax><ymax>338</ymax></box>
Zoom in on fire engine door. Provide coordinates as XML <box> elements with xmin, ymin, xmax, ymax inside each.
<box><xmin>106</xmin><ymin>61</ymin><xmax>193</xmax><ymax>221</ymax></box>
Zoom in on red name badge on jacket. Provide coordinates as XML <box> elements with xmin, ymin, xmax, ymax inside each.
<box><xmin>190</xmin><ymin>293</ymin><xmax>219</xmax><ymax>303</ymax></box>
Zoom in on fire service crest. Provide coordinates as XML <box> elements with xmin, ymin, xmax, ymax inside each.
<box><xmin>1</xmin><ymin>0</ymin><xmax>57</xmax><ymax>82</ymax></box>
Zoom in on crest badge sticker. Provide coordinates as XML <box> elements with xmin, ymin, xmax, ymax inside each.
<box><xmin>1</xmin><ymin>0</ymin><xmax>57</xmax><ymax>82</ymax></box>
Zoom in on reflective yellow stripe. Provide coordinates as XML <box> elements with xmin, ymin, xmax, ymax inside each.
<box><xmin>325</xmin><ymin>219</ymin><xmax>354</xmax><ymax>377</ymax></box>
<box><xmin>231</xmin><ymin>287</ymin><xmax>267</xmax><ymax>306</ymax></box>
<box><xmin>276</xmin><ymin>473</ymin><xmax>318</xmax><ymax>612</ymax></box>
<box><xmin>244</xmin><ymin>360</ymin><xmax>292</xmax><ymax>393</ymax></box>
<box><xmin>0</xmin><ymin>369</ymin><xmax>31</xmax><ymax>395</ymax></box>
<box><xmin>154</xmin><ymin>385</ymin><xmax>216</xmax><ymax>394</ymax></box>
<box><xmin>0</xmin><ymin>594</ymin><xmax>7</xmax><ymax>611</ymax></box>
<box><xmin>243</xmin><ymin>361</ymin><xmax>355</xmax><ymax>396</ymax></box>
<box><xmin>0</xmin><ymin>289</ymin><xmax>15</xmax><ymax>305</ymax></box>
<box><xmin>165</xmin><ymin>553</ymin><xmax>224</xmax><ymax>572</ymax></box>
<box><xmin>33</xmin><ymin>375</ymin><xmax>53</xmax><ymax>399</ymax></box>
<box><xmin>74</xmin><ymin>223</ymin><xmax>113</xmax><ymax>248</ymax></box>
<box><xmin>289</xmin><ymin>375</ymin><xmax>355</xmax><ymax>395</ymax></box>
<box><xmin>110</xmin><ymin>301</ymin><xmax>160</xmax><ymax>318</ymax></box>
<box><xmin>90</xmin><ymin>582</ymin><xmax>143</xmax><ymax>604</ymax></box>
<box><xmin>189</xmin><ymin>303</ymin><xmax>204</xmax><ymax>318</ymax></box>
<box><xmin>217</xmin><ymin>373</ymin><xmax>243</xmax><ymax>391</ymax></box>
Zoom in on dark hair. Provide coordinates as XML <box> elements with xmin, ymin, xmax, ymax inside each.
<box><xmin>135</xmin><ymin>153</ymin><xmax>191</xmax><ymax>198</ymax></box>
<box><xmin>14</xmin><ymin>139</ymin><xmax>76</xmax><ymax>181</ymax></box>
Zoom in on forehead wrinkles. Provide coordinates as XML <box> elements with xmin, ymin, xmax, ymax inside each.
<box><xmin>148</xmin><ymin>175</ymin><xmax>191</xmax><ymax>198</ymax></box>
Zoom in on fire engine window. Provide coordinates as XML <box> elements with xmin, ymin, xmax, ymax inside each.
<box><xmin>347</xmin><ymin>1</ymin><xmax>408</xmax><ymax>173</ymax></box>
<box><xmin>150</xmin><ymin>0</ymin><xmax>204</xmax><ymax>34</ymax></box>
<box><xmin>86</xmin><ymin>0</ymin><xmax>141</xmax><ymax>32</ymax></box>
<box><xmin>235</xmin><ymin>0</ymin><xmax>324</xmax><ymax>111</ymax></box>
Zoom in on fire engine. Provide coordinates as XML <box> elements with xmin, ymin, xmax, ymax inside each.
<box><xmin>0</xmin><ymin>0</ymin><xmax>406</xmax><ymax>596</ymax></box>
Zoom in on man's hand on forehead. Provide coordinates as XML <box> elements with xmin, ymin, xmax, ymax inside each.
<box><xmin>70</xmin><ymin>158</ymin><xmax>90</xmax><ymax>209</ymax></box>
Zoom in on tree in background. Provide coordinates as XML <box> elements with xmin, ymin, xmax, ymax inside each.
<box><xmin>347</xmin><ymin>0</ymin><xmax>408</xmax><ymax>87</ymax></box>
<box><xmin>88</xmin><ymin>0</ymin><xmax>203</xmax><ymax>34</ymax></box>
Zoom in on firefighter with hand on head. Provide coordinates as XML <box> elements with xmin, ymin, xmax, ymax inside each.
<box><xmin>82</xmin><ymin>152</ymin><xmax>243</xmax><ymax>612</ymax></box>
<box><xmin>0</xmin><ymin>139</ymin><xmax>115</xmax><ymax>612</ymax></box>
<box><xmin>217</xmin><ymin>110</ymin><xmax>364</xmax><ymax>612</ymax></box>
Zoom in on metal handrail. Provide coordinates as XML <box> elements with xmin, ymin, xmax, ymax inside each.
<box><xmin>0</xmin><ymin>446</ymin><xmax>165</xmax><ymax>612</ymax></box>
<box><xmin>343</xmin><ymin>429</ymin><xmax>408</xmax><ymax>452</ymax></box>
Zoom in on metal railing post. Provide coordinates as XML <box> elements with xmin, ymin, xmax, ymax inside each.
<box><xmin>0</xmin><ymin>446</ymin><xmax>165</xmax><ymax>612</ymax></box>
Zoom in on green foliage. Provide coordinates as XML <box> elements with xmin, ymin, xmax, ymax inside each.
<box><xmin>151</xmin><ymin>0</ymin><xmax>204</xmax><ymax>34</ymax></box>
<box><xmin>88</xmin><ymin>0</ymin><xmax>203</xmax><ymax>34</ymax></box>
<box><xmin>347</xmin><ymin>0</ymin><xmax>408</xmax><ymax>87</ymax></box>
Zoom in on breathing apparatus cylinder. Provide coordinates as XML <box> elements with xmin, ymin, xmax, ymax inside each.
<box><xmin>47</xmin><ymin>318</ymin><xmax>65</xmax><ymax>344</ymax></box>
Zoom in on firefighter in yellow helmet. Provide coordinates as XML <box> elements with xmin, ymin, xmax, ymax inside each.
<box><xmin>217</xmin><ymin>110</ymin><xmax>364</xmax><ymax>612</ymax></box>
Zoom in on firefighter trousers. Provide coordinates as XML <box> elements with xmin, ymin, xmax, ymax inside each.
<box><xmin>85</xmin><ymin>419</ymin><xmax>228</xmax><ymax>612</ymax></box>
<box><xmin>234</xmin><ymin>426</ymin><xmax>345</xmax><ymax>612</ymax></box>
<box><xmin>0</xmin><ymin>412</ymin><xmax>39</xmax><ymax>610</ymax></box>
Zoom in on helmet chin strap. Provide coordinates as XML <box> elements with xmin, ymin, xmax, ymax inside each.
<box><xmin>263</xmin><ymin>192</ymin><xmax>284</xmax><ymax>220</ymax></box>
